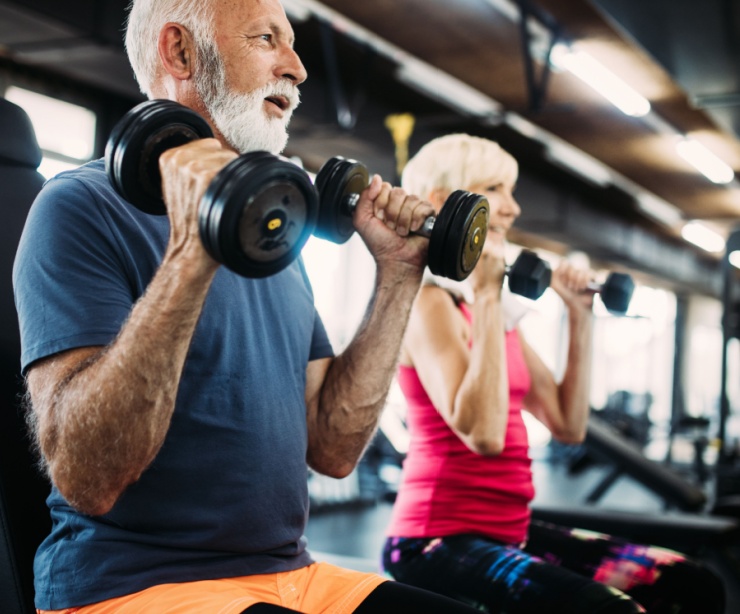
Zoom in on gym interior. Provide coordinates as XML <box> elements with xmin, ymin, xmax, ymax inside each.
<box><xmin>1</xmin><ymin>0</ymin><xmax>740</xmax><ymax>612</ymax></box>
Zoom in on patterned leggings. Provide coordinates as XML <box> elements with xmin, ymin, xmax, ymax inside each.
<box><xmin>382</xmin><ymin>520</ymin><xmax>725</xmax><ymax>614</ymax></box>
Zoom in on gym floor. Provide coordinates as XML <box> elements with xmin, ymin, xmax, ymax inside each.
<box><xmin>305</xmin><ymin>450</ymin><xmax>740</xmax><ymax>613</ymax></box>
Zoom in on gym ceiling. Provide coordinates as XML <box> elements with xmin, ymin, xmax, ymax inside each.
<box><xmin>0</xmin><ymin>0</ymin><xmax>739</xmax><ymax>297</ymax></box>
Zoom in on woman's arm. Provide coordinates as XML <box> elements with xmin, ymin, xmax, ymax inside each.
<box><xmin>521</xmin><ymin>261</ymin><xmax>594</xmax><ymax>444</ymax></box>
<box><xmin>404</xmin><ymin>237</ymin><xmax>513</xmax><ymax>456</ymax></box>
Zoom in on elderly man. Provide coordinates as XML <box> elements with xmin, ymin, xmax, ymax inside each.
<box><xmin>13</xmin><ymin>0</ymin><xmax>483</xmax><ymax>612</ymax></box>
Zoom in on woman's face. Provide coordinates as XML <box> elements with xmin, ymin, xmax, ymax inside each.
<box><xmin>468</xmin><ymin>178</ymin><xmax>521</xmax><ymax>254</ymax></box>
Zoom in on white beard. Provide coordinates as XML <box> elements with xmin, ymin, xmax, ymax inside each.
<box><xmin>205</xmin><ymin>80</ymin><xmax>299</xmax><ymax>155</ymax></box>
<box><xmin>195</xmin><ymin>48</ymin><xmax>300</xmax><ymax>155</ymax></box>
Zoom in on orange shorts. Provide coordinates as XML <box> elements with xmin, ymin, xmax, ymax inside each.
<box><xmin>39</xmin><ymin>562</ymin><xmax>387</xmax><ymax>614</ymax></box>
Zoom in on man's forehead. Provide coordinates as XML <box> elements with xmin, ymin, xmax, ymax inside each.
<box><xmin>213</xmin><ymin>0</ymin><xmax>288</xmax><ymax>23</ymax></box>
<box><xmin>213</xmin><ymin>0</ymin><xmax>295</xmax><ymax>38</ymax></box>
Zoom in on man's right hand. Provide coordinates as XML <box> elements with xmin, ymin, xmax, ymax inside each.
<box><xmin>350</xmin><ymin>174</ymin><xmax>435</xmax><ymax>279</ymax></box>
<box><xmin>158</xmin><ymin>138</ymin><xmax>239</xmax><ymax>272</ymax></box>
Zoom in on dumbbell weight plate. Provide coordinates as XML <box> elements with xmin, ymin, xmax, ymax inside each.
<box><xmin>105</xmin><ymin>99</ymin><xmax>214</xmax><ymax>215</ymax></box>
<box><xmin>427</xmin><ymin>190</ymin><xmax>464</xmax><ymax>278</ymax></box>
<box><xmin>428</xmin><ymin>190</ymin><xmax>490</xmax><ymax>281</ymax></box>
<box><xmin>199</xmin><ymin>152</ymin><xmax>319</xmax><ymax>278</ymax></box>
<box><xmin>601</xmin><ymin>272</ymin><xmax>635</xmax><ymax>314</ymax></box>
<box><xmin>314</xmin><ymin>156</ymin><xmax>369</xmax><ymax>244</ymax></box>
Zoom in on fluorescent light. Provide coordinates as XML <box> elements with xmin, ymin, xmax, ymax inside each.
<box><xmin>635</xmin><ymin>194</ymin><xmax>683</xmax><ymax>227</ymax></box>
<box><xmin>278</xmin><ymin>0</ymin><xmax>504</xmax><ymax>122</ymax></box>
<box><xmin>675</xmin><ymin>137</ymin><xmax>735</xmax><ymax>184</ymax></box>
<box><xmin>545</xmin><ymin>140</ymin><xmax>613</xmax><ymax>186</ymax></box>
<box><xmin>550</xmin><ymin>44</ymin><xmax>651</xmax><ymax>117</ymax></box>
<box><xmin>730</xmin><ymin>250</ymin><xmax>740</xmax><ymax>269</ymax></box>
<box><xmin>504</xmin><ymin>112</ymin><xmax>541</xmax><ymax>139</ymax></box>
<box><xmin>396</xmin><ymin>62</ymin><xmax>502</xmax><ymax>119</ymax></box>
<box><xmin>681</xmin><ymin>221</ymin><xmax>726</xmax><ymax>253</ymax></box>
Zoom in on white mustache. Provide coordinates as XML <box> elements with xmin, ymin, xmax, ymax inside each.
<box><xmin>264</xmin><ymin>80</ymin><xmax>301</xmax><ymax>113</ymax></box>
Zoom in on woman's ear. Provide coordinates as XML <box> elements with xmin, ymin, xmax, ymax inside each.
<box><xmin>157</xmin><ymin>22</ymin><xmax>195</xmax><ymax>81</ymax></box>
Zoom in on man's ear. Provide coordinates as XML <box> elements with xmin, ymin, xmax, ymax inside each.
<box><xmin>157</xmin><ymin>22</ymin><xmax>195</xmax><ymax>81</ymax></box>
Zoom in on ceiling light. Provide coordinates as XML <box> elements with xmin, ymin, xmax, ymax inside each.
<box><xmin>681</xmin><ymin>221</ymin><xmax>726</xmax><ymax>253</ymax></box>
<box><xmin>635</xmin><ymin>194</ymin><xmax>683</xmax><ymax>227</ymax></box>
<box><xmin>675</xmin><ymin>137</ymin><xmax>735</xmax><ymax>184</ymax></box>
<box><xmin>545</xmin><ymin>140</ymin><xmax>613</xmax><ymax>186</ymax></box>
<box><xmin>550</xmin><ymin>44</ymin><xmax>651</xmax><ymax>117</ymax></box>
<box><xmin>396</xmin><ymin>62</ymin><xmax>502</xmax><ymax>119</ymax></box>
<box><xmin>729</xmin><ymin>251</ymin><xmax>740</xmax><ymax>269</ymax></box>
<box><xmin>277</xmin><ymin>0</ymin><xmax>505</xmax><ymax>123</ymax></box>
<box><xmin>504</xmin><ymin>112</ymin><xmax>541</xmax><ymax>139</ymax></box>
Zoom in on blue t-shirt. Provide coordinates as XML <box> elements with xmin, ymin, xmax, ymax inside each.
<box><xmin>13</xmin><ymin>159</ymin><xmax>334</xmax><ymax>609</ymax></box>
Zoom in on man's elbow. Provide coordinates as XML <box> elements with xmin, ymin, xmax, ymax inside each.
<box><xmin>56</xmin><ymin>481</ymin><xmax>118</xmax><ymax>517</ymax></box>
<box><xmin>50</xmin><ymin>462</ymin><xmax>122</xmax><ymax>517</ymax></box>
<box><xmin>307</xmin><ymin>452</ymin><xmax>358</xmax><ymax>480</ymax></box>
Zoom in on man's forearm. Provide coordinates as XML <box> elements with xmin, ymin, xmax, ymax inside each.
<box><xmin>33</xmin><ymin>253</ymin><xmax>217</xmax><ymax>515</ymax></box>
<box><xmin>308</xmin><ymin>264</ymin><xmax>422</xmax><ymax>477</ymax></box>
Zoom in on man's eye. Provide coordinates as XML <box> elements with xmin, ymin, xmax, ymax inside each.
<box><xmin>260</xmin><ymin>34</ymin><xmax>272</xmax><ymax>42</ymax></box>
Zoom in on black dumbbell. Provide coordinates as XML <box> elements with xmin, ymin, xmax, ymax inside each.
<box><xmin>312</xmin><ymin>156</ymin><xmax>490</xmax><ymax>281</ymax></box>
<box><xmin>105</xmin><ymin>99</ymin><xmax>318</xmax><ymax>278</ymax></box>
<box><xmin>506</xmin><ymin>249</ymin><xmax>635</xmax><ymax>314</ymax></box>
<box><xmin>507</xmin><ymin>250</ymin><xmax>552</xmax><ymax>300</ymax></box>
<box><xmin>591</xmin><ymin>272</ymin><xmax>634</xmax><ymax>314</ymax></box>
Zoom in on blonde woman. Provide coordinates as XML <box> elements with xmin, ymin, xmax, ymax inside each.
<box><xmin>382</xmin><ymin>134</ymin><xmax>724</xmax><ymax>614</ymax></box>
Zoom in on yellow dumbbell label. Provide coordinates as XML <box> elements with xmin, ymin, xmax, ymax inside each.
<box><xmin>267</xmin><ymin>218</ymin><xmax>282</xmax><ymax>231</ymax></box>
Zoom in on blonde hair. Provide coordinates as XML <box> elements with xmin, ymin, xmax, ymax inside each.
<box><xmin>124</xmin><ymin>0</ymin><xmax>217</xmax><ymax>97</ymax></box>
<box><xmin>401</xmin><ymin>133</ymin><xmax>518</xmax><ymax>199</ymax></box>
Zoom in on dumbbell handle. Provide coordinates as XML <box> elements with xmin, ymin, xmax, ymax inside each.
<box><xmin>316</xmin><ymin>155</ymin><xmax>489</xmax><ymax>281</ymax></box>
<box><xmin>342</xmin><ymin>193</ymin><xmax>436</xmax><ymax>238</ymax></box>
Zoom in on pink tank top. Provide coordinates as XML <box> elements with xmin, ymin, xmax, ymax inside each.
<box><xmin>386</xmin><ymin>302</ymin><xmax>535</xmax><ymax>545</ymax></box>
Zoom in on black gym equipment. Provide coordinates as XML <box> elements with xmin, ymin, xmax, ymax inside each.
<box><xmin>507</xmin><ymin>249</ymin><xmax>552</xmax><ymax>300</ymax></box>
<box><xmin>593</xmin><ymin>272</ymin><xmax>635</xmax><ymax>315</ymax></box>
<box><xmin>105</xmin><ymin>99</ymin><xmax>319</xmax><ymax>278</ymax></box>
<box><xmin>533</xmin><ymin>413</ymin><xmax>740</xmax><ymax>558</ymax></box>
<box><xmin>313</xmin><ymin>156</ymin><xmax>490</xmax><ymax>282</ymax></box>
<box><xmin>505</xmin><ymin>249</ymin><xmax>635</xmax><ymax>314</ymax></box>
<box><xmin>577</xmin><ymin>414</ymin><xmax>708</xmax><ymax>512</ymax></box>
<box><xmin>106</xmin><ymin>100</ymin><xmax>214</xmax><ymax>216</ymax></box>
<box><xmin>719</xmin><ymin>228</ymin><xmax>740</xmax><ymax>465</ymax></box>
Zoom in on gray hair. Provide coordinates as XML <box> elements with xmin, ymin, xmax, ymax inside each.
<box><xmin>124</xmin><ymin>0</ymin><xmax>217</xmax><ymax>97</ymax></box>
<box><xmin>402</xmin><ymin>134</ymin><xmax>518</xmax><ymax>199</ymax></box>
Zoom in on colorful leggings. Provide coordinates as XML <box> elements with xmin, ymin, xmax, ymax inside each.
<box><xmin>382</xmin><ymin>520</ymin><xmax>725</xmax><ymax>614</ymax></box>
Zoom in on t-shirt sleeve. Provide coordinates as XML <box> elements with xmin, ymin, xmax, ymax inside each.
<box><xmin>309</xmin><ymin>311</ymin><xmax>333</xmax><ymax>361</ymax></box>
<box><xmin>13</xmin><ymin>174</ymin><xmax>137</xmax><ymax>373</ymax></box>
